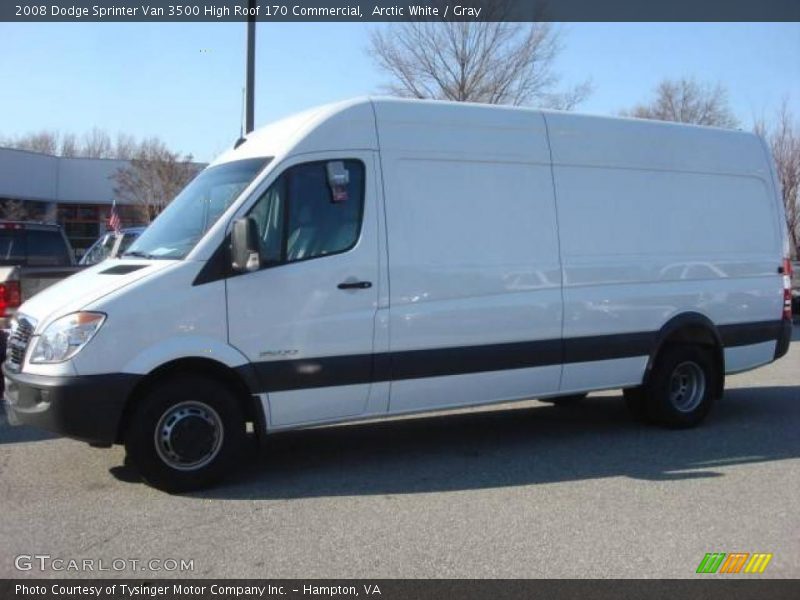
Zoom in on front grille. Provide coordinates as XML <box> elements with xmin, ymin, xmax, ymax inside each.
<box><xmin>6</xmin><ymin>315</ymin><xmax>36</xmax><ymax>372</ymax></box>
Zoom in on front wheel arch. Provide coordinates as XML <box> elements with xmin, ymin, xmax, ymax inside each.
<box><xmin>116</xmin><ymin>357</ymin><xmax>263</xmax><ymax>444</ymax></box>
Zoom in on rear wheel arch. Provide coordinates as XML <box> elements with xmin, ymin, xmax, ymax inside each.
<box><xmin>116</xmin><ymin>357</ymin><xmax>263</xmax><ymax>444</ymax></box>
<box><xmin>644</xmin><ymin>312</ymin><xmax>725</xmax><ymax>397</ymax></box>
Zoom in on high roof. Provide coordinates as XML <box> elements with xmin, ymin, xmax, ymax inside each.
<box><xmin>214</xmin><ymin>97</ymin><xmax>768</xmax><ymax>178</ymax></box>
<box><xmin>211</xmin><ymin>98</ymin><xmax>379</xmax><ymax>166</ymax></box>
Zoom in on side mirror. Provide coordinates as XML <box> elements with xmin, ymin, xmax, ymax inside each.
<box><xmin>231</xmin><ymin>217</ymin><xmax>260</xmax><ymax>273</ymax></box>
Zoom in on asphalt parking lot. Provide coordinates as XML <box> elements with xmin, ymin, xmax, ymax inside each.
<box><xmin>1</xmin><ymin>325</ymin><xmax>798</xmax><ymax>579</ymax></box>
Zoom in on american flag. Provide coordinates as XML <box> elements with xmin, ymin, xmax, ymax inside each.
<box><xmin>108</xmin><ymin>199</ymin><xmax>121</xmax><ymax>234</ymax></box>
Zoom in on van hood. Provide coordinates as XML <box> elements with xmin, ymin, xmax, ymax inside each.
<box><xmin>17</xmin><ymin>259</ymin><xmax>179</xmax><ymax>332</ymax></box>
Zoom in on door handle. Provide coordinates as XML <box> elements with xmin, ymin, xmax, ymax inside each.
<box><xmin>337</xmin><ymin>280</ymin><xmax>372</xmax><ymax>290</ymax></box>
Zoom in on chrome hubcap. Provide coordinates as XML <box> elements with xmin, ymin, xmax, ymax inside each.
<box><xmin>668</xmin><ymin>361</ymin><xmax>706</xmax><ymax>413</ymax></box>
<box><xmin>154</xmin><ymin>401</ymin><xmax>224</xmax><ymax>471</ymax></box>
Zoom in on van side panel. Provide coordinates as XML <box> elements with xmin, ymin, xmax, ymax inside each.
<box><xmin>374</xmin><ymin>101</ymin><xmax>563</xmax><ymax>413</ymax></box>
<box><xmin>545</xmin><ymin>112</ymin><xmax>784</xmax><ymax>388</ymax></box>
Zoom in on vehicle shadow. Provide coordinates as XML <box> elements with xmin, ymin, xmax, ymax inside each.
<box><xmin>196</xmin><ymin>384</ymin><xmax>800</xmax><ymax>500</ymax></box>
<box><xmin>0</xmin><ymin>405</ymin><xmax>57</xmax><ymax>444</ymax></box>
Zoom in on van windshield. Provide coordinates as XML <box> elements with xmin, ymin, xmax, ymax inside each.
<box><xmin>124</xmin><ymin>157</ymin><xmax>270</xmax><ymax>260</ymax></box>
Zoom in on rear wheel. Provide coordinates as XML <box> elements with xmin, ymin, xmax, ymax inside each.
<box><xmin>124</xmin><ymin>375</ymin><xmax>247</xmax><ymax>492</ymax></box>
<box><xmin>634</xmin><ymin>344</ymin><xmax>717</xmax><ymax>428</ymax></box>
<box><xmin>539</xmin><ymin>392</ymin><xmax>587</xmax><ymax>406</ymax></box>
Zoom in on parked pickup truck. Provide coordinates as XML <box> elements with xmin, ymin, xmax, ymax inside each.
<box><xmin>0</xmin><ymin>222</ymin><xmax>82</xmax><ymax>361</ymax></box>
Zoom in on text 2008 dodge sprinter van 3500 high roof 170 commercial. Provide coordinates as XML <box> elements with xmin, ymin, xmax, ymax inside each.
<box><xmin>3</xmin><ymin>99</ymin><xmax>793</xmax><ymax>491</ymax></box>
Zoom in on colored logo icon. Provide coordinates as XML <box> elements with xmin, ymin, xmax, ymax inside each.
<box><xmin>696</xmin><ymin>553</ymin><xmax>773</xmax><ymax>574</ymax></box>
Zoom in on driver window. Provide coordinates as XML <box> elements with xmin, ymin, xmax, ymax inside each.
<box><xmin>247</xmin><ymin>159</ymin><xmax>364</xmax><ymax>267</ymax></box>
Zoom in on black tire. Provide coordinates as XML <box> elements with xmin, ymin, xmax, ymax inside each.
<box><xmin>124</xmin><ymin>375</ymin><xmax>247</xmax><ymax>493</ymax></box>
<box><xmin>642</xmin><ymin>344</ymin><xmax>717</xmax><ymax>428</ymax></box>
<box><xmin>539</xmin><ymin>392</ymin><xmax>588</xmax><ymax>406</ymax></box>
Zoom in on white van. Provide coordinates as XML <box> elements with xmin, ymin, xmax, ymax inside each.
<box><xmin>3</xmin><ymin>98</ymin><xmax>793</xmax><ymax>491</ymax></box>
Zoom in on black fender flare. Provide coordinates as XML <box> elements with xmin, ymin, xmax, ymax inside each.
<box><xmin>117</xmin><ymin>357</ymin><xmax>266</xmax><ymax>444</ymax></box>
<box><xmin>643</xmin><ymin>312</ymin><xmax>725</xmax><ymax>396</ymax></box>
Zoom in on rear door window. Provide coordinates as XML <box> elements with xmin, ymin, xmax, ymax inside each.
<box><xmin>26</xmin><ymin>230</ymin><xmax>71</xmax><ymax>266</ymax></box>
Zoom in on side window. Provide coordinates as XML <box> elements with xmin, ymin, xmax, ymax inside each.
<box><xmin>80</xmin><ymin>234</ymin><xmax>115</xmax><ymax>265</ymax></box>
<box><xmin>83</xmin><ymin>235</ymin><xmax>113</xmax><ymax>264</ymax></box>
<box><xmin>247</xmin><ymin>159</ymin><xmax>365</xmax><ymax>266</ymax></box>
<box><xmin>116</xmin><ymin>232</ymin><xmax>139</xmax><ymax>255</ymax></box>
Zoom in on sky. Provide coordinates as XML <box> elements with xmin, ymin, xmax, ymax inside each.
<box><xmin>0</xmin><ymin>22</ymin><xmax>798</xmax><ymax>162</ymax></box>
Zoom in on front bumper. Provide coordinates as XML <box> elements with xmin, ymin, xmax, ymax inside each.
<box><xmin>3</xmin><ymin>364</ymin><xmax>139</xmax><ymax>444</ymax></box>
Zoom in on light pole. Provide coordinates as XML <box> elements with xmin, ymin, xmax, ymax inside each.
<box><xmin>244</xmin><ymin>0</ymin><xmax>256</xmax><ymax>134</ymax></box>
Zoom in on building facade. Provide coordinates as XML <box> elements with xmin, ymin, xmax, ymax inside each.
<box><xmin>0</xmin><ymin>147</ymin><xmax>144</xmax><ymax>255</ymax></box>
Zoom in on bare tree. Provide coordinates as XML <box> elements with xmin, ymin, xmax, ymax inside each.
<box><xmin>755</xmin><ymin>101</ymin><xmax>800</xmax><ymax>256</ymax></box>
<box><xmin>624</xmin><ymin>78</ymin><xmax>738</xmax><ymax>128</ymax></box>
<box><xmin>2</xmin><ymin>128</ymin><xmax>187</xmax><ymax>163</ymax></box>
<box><xmin>60</xmin><ymin>133</ymin><xmax>79</xmax><ymax>157</ymax></box>
<box><xmin>81</xmin><ymin>127</ymin><xmax>114</xmax><ymax>159</ymax></box>
<box><xmin>112</xmin><ymin>139</ymin><xmax>200</xmax><ymax>223</ymax></box>
<box><xmin>1</xmin><ymin>130</ymin><xmax>61</xmax><ymax>155</ymax></box>
<box><xmin>369</xmin><ymin>17</ymin><xmax>590</xmax><ymax>109</ymax></box>
<box><xmin>0</xmin><ymin>199</ymin><xmax>35</xmax><ymax>221</ymax></box>
<box><xmin>114</xmin><ymin>132</ymin><xmax>138</xmax><ymax>160</ymax></box>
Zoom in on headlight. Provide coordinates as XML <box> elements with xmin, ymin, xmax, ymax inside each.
<box><xmin>29</xmin><ymin>312</ymin><xmax>106</xmax><ymax>364</ymax></box>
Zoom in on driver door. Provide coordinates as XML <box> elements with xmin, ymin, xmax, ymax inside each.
<box><xmin>226</xmin><ymin>153</ymin><xmax>380</xmax><ymax>427</ymax></box>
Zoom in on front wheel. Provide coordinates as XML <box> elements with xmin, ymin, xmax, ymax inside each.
<box><xmin>124</xmin><ymin>375</ymin><xmax>247</xmax><ymax>492</ymax></box>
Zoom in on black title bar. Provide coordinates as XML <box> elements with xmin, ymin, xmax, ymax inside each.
<box><xmin>3</xmin><ymin>580</ymin><xmax>800</xmax><ymax>600</ymax></box>
<box><xmin>3</xmin><ymin>0</ymin><xmax>800</xmax><ymax>22</ymax></box>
